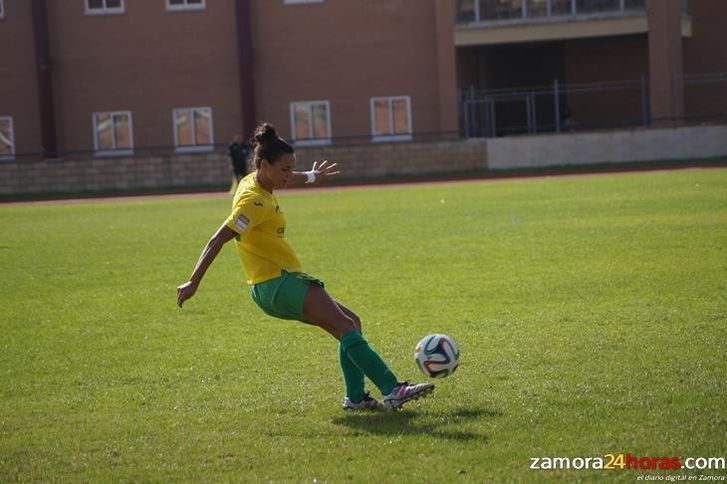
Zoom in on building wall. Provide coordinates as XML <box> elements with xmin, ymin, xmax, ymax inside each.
<box><xmin>434</xmin><ymin>0</ymin><xmax>459</xmax><ymax>134</ymax></box>
<box><xmin>648</xmin><ymin>0</ymin><xmax>684</xmax><ymax>122</ymax></box>
<box><xmin>564</xmin><ymin>35</ymin><xmax>649</xmax><ymax>84</ymax></box>
<box><xmin>683</xmin><ymin>0</ymin><xmax>727</xmax><ymax>74</ymax></box>
<box><xmin>250</xmin><ymin>0</ymin><xmax>447</xmax><ymax>141</ymax></box>
<box><xmin>294</xmin><ymin>137</ymin><xmax>486</xmax><ymax>179</ymax></box>
<box><xmin>2</xmin><ymin>0</ymin><xmax>458</xmax><ymax>158</ymax></box>
<box><xmin>45</xmin><ymin>1</ymin><xmax>242</xmax><ymax>154</ymax></box>
<box><xmin>0</xmin><ymin>1</ymin><xmax>42</xmax><ymax>156</ymax></box>
<box><xmin>3</xmin><ymin>1</ymin><xmax>726</xmax><ymax>165</ymax></box>
<box><xmin>563</xmin><ymin>35</ymin><xmax>649</xmax><ymax>127</ymax></box>
<box><xmin>682</xmin><ymin>0</ymin><xmax>727</xmax><ymax>122</ymax></box>
<box><xmin>0</xmin><ymin>139</ymin><xmax>489</xmax><ymax>197</ymax></box>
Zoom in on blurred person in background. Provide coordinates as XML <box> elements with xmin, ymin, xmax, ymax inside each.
<box><xmin>228</xmin><ymin>134</ymin><xmax>250</xmax><ymax>194</ymax></box>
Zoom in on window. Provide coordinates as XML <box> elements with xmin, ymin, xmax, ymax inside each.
<box><xmin>173</xmin><ymin>107</ymin><xmax>214</xmax><ymax>152</ymax></box>
<box><xmin>0</xmin><ymin>116</ymin><xmax>14</xmax><ymax>160</ymax></box>
<box><xmin>370</xmin><ymin>96</ymin><xmax>412</xmax><ymax>142</ymax></box>
<box><xmin>85</xmin><ymin>0</ymin><xmax>124</xmax><ymax>15</ymax></box>
<box><xmin>456</xmin><ymin>0</ymin><xmax>476</xmax><ymax>22</ymax></box>
<box><xmin>575</xmin><ymin>0</ymin><xmax>620</xmax><ymax>14</ymax></box>
<box><xmin>93</xmin><ymin>111</ymin><xmax>133</xmax><ymax>156</ymax></box>
<box><xmin>166</xmin><ymin>0</ymin><xmax>205</xmax><ymax>11</ymax></box>
<box><xmin>290</xmin><ymin>101</ymin><xmax>331</xmax><ymax>146</ymax></box>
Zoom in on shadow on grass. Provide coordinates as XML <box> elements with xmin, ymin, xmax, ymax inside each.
<box><xmin>330</xmin><ymin>406</ymin><xmax>499</xmax><ymax>442</ymax></box>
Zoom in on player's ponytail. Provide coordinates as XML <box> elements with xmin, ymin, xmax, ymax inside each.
<box><xmin>251</xmin><ymin>123</ymin><xmax>294</xmax><ymax>169</ymax></box>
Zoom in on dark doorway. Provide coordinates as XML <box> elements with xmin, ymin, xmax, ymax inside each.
<box><xmin>459</xmin><ymin>41</ymin><xmax>566</xmax><ymax>135</ymax></box>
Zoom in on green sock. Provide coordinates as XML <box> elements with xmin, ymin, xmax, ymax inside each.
<box><xmin>339</xmin><ymin>333</ymin><xmax>365</xmax><ymax>402</ymax></box>
<box><xmin>340</xmin><ymin>331</ymin><xmax>398</xmax><ymax>396</ymax></box>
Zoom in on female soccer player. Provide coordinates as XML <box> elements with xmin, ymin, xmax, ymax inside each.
<box><xmin>176</xmin><ymin>123</ymin><xmax>433</xmax><ymax>410</ymax></box>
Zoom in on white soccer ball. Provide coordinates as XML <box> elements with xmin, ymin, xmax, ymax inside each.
<box><xmin>414</xmin><ymin>334</ymin><xmax>460</xmax><ymax>378</ymax></box>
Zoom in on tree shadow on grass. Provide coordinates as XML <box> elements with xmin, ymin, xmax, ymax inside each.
<box><xmin>330</xmin><ymin>406</ymin><xmax>500</xmax><ymax>442</ymax></box>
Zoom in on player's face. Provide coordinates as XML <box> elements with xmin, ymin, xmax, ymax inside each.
<box><xmin>263</xmin><ymin>153</ymin><xmax>296</xmax><ymax>189</ymax></box>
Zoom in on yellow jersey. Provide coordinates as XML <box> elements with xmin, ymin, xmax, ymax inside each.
<box><xmin>224</xmin><ymin>173</ymin><xmax>302</xmax><ymax>285</ymax></box>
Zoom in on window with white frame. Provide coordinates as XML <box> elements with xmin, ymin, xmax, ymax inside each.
<box><xmin>0</xmin><ymin>116</ymin><xmax>14</xmax><ymax>159</ymax></box>
<box><xmin>290</xmin><ymin>101</ymin><xmax>331</xmax><ymax>146</ymax></box>
<box><xmin>85</xmin><ymin>0</ymin><xmax>124</xmax><ymax>15</ymax></box>
<box><xmin>166</xmin><ymin>0</ymin><xmax>205</xmax><ymax>11</ymax></box>
<box><xmin>173</xmin><ymin>107</ymin><xmax>214</xmax><ymax>152</ymax></box>
<box><xmin>93</xmin><ymin>111</ymin><xmax>133</xmax><ymax>156</ymax></box>
<box><xmin>370</xmin><ymin>96</ymin><xmax>412</xmax><ymax>142</ymax></box>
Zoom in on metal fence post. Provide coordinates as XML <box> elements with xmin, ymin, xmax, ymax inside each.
<box><xmin>487</xmin><ymin>97</ymin><xmax>496</xmax><ymax>138</ymax></box>
<box><xmin>640</xmin><ymin>74</ymin><xmax>649</xmax><ymax>126</ymax></box>
<box><xmin>554</xmin><ymin>79</ymin><xmax>561</xmax><ymax>133</ymax></box>
<box><xmin>464</xmin><ymin>100</ymin><xmax>471</xmax><ymax>138</ymax></box>
<box><xmin>526</xmin><ymin>95</ymin><xmax>533</xmax><ymax>134</ymax></box>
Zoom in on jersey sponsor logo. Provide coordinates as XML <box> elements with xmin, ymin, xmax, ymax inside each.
<box><xmin>233</xmin><ymin>213</ymin><xmax>250</xmax><ymax>232</ymax></box>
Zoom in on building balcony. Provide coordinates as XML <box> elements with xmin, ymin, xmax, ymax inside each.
<box><xmin>455</xmin><ymin>0</ymin><xmax>691</xmax><ymax>46</ymax></box>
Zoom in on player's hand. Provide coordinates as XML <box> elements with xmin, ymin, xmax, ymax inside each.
<box><xmin>176</xmin><ymin>280</ymin><xmax>198</xmax><ymax>308</ymax></box>
<box><xmin>311</xmin><ymin>160</ymin><xmax>340</xmax><ymax>183</ymax></box>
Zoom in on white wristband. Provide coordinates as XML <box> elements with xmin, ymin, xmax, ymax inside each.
<box><xmin>305</xmin><ymin>171</ymin><xmax>316</xmax><ymax>184</ymax></box>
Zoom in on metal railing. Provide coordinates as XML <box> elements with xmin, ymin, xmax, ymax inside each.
<box><xmin>455</xmin><ymin>0</ymin><xmax>650</xmax><ymax>24</ymax></box>
<box><xmin>461</xmin><ymin>72</ymin><xmax>727</xmax><ymax>138</ymax></box>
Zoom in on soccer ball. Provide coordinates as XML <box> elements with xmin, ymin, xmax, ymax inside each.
<box><xmin>414</xmin><ymin>334</ymin><xmax>460</xmax><ymax>378</ymax></box>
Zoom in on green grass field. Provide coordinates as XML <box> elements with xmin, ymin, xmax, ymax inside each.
<box><xmin>1</xmin><ymin>168</ymin><xmax>726</xmax><ymax>482</ymax></box>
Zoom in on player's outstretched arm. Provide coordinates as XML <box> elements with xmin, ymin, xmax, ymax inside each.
<box><xmin>177</xmin><ymin>223</ymin><xmax>237</xmax><ymax>308</ymax></box>
<box><xmin>290</xmin><ymin>160</ymin><xmax>341</xmax><ymax>185</ymax></box>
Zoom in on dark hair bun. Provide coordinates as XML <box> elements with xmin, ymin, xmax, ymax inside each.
<box><xmin>250</xmin><ymin>122</ymin><xmax>295</xmax><ymax>168</ymax></box>
<box><xmin>253</xmin><ymin>123</ymin><xmax>278</xmax><ymax>145</ymax></box>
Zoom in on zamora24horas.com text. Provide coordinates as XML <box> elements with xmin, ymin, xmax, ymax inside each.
<box><xmin>530</xmin><ymin>454</ymin><xmax>726</xmax><ymax>473</ymax></box>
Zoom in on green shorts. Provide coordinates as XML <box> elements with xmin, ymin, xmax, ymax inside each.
<box><xmin>250</xmin><ymin>271</ymin><xmax>325</xmax><ymax>322</ymax></box>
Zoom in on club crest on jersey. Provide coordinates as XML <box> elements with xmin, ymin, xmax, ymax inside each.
<box><xmin>233</xmin><ymin>213</ymin><xmax>250</xmax><ymax>232</ymax></box>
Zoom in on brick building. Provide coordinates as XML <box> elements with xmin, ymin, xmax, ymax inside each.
<box><xmin>1</xmin><ymin>0</ymin><xmax>461</xmax><ymax>159</ymax></box>
<box><xmin>0</xmin><ymin>0</ymin><xmax>726</xmax><ymax>196</ymax></box>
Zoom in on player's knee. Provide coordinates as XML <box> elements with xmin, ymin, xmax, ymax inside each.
<box><xmin>307</xmin><ymin>308</ymin><xmax>356</xmax><ymax>336</ymax></box>
<box><xmin>336</xmin><ymin>315</ymin><xmax>357</xmax><ymax>335</ymax></box>
<box><xmin>348</xmin><ymin>312</ymin><xmax>361</xmax><ymax>331</ymax></box>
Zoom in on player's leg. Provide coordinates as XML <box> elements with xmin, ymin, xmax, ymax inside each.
<box><xmin>303</xmin><ymin>285</ymin><xmax>397</xmax><ymax>396</ymax></box>
<box><xmin>302</xmin><ymin>284</ymin><xmax>434</xmax><ymax>410</ymax></box>
<box><xmin>336</xmin><ymin>303</ymin><xmax>361</xmax><ymax>332</ymax></box>
<box><xmin>301</xmin><ymin>284</ymin><xmax>356</xmax><ymax>338</ymax></box>
<box><xmin>334</xmin><ymin>301</ymin><xmax>435</xmax><ymax>409</ymax></box>
<box><xmin>334</xmin><ymin>302</ymin><xmax>381</xmax><ymax>409</ymax></box>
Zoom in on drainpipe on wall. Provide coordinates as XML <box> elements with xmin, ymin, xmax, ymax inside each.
<box><xmin>235</xmin><ymin>0</ymin><xmax>256</xmax><ymax>139</ymax></box>
<box><xmin>647</xmin><ymin>0</ymin><xmax>684</xmax><ymax>126</ymax></box>
<box><xmin>31</xmin><ymin>0</ymin><xmax>57</xmax><ymax>159</ymax></box>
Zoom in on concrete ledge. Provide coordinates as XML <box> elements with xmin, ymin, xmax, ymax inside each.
<box><xmin>487</xmin><ymin>124</ymin><xmax>727</xmax><ymax>169</ymax></box>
